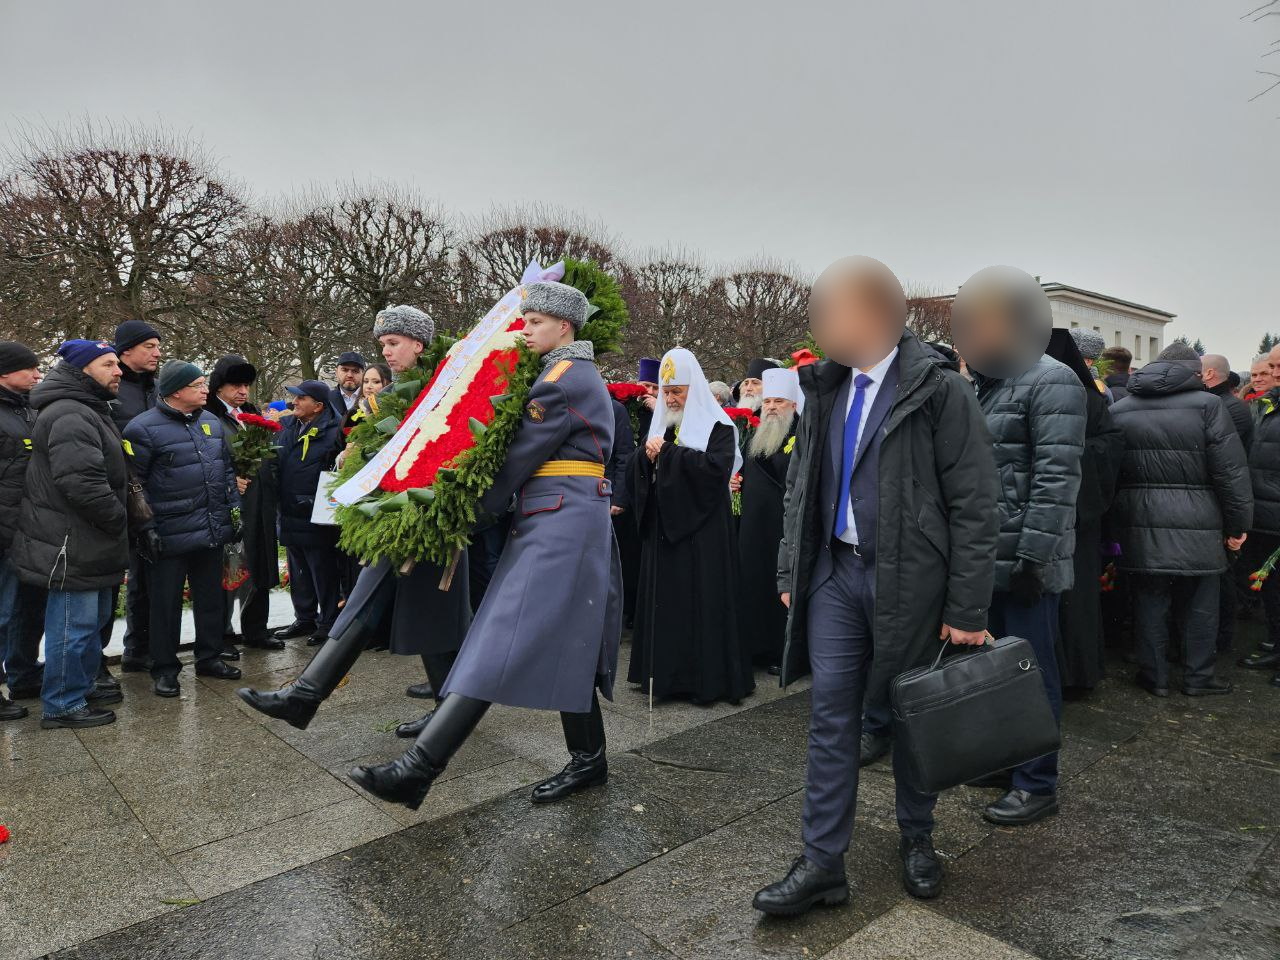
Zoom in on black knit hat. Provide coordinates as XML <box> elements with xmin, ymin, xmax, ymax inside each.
<box><xmin>0</xmin><ymin>341</ymin><xmax>39</xmax><ymax>376</ymax></box>
<box><xmin>113</xmin><ymin>319</ymin><xmax>162</xmax><ymax>353</ymax></box>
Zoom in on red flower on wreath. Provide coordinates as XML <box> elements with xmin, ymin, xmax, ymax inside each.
<box><xmin>237</xmin><ymin>412</ymin><xmax>282</xmax><ymax>432</ymax></box>
<box><xmin>607</xmin><ymin>382</ymin><xmax>650</xmax><ymax>404</ymax></box>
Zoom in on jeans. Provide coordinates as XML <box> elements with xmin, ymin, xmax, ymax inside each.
<box><xmin>43</xmin><ymin>588</ymin><xmax>113</xmax><ymax>717</ymax></box>
<box><xmin>989</xmin><ymin>591</ymin><xmax>1063</xmax><ymax>796</ymax></box>
<box><xmin>0</xmin><ymin>557</ymin><xmax>45</xmax><ymax>692</ymax></box>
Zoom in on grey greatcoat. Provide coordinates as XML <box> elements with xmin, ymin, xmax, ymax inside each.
<box><xmin>440</xmin><ymin>344</ymin><xmax>623</xmax><ymax>713</ymax></box>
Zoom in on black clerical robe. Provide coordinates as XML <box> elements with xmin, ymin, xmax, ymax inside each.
<box><xmin>737</xmin><ymin>416</ymin><xmax>798</xmax><ymax>666</ymax></box>
<box><xmin>627</xmin><ymin>422</ymin><xmax>754</xmax><ymax>704</ymax></box>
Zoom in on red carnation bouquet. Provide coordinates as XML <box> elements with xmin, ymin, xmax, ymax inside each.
<box><xmin>721</xmin><ymin>407</ymin><xmax>759</xmax><ymax>517</ymax></box>
<box><xmin>231</xmin><ymin>412</ymin><xmax>282</xmax><ymax>478</ymax></box>
<box><xmin>607</xmin><ymin>382</ymin><xmax>649</xmax><ymax>404</ymax></box>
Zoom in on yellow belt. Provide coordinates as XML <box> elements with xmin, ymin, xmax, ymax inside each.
<box><xmin>532</xmin><ymin>460</ymin><xmax>605</xmax><ymax>478</ymax></box>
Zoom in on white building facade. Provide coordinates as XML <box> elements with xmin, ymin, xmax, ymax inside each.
<box><xmin>1043</xmin><ymin>283</ymin><xmax>1175</xmax><ymax>367</ymax></box>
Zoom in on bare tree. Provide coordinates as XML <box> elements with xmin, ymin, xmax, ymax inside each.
<box><xmin>905</xmin><ymin>284</ymin><xmax>953</xmax><ymax>345</ymax></box>
<box><xmin>0</xmin><ymin>123</ymin><xmax>245</xmax><ymax>343</ymax></box>
<box><xmin>703</xmin><ymin>259</ymin><xmax>810</xmax><ymax>381</ymax></box>
<box><xmin>615</xmin><ymin>249</ymin><xmax>715</xmax><ymax>378</ymax></box>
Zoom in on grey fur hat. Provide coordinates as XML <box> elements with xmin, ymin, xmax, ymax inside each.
<box><xmin>521</xmin><ymin>281</ymin><xmax>589</xmax><ymax>331</ymax></box>
<box><xmin>1156</xmin><ymin>341</ymin><xmax>1202</xmax><ymax>370</ymax></box>
<box><xmin>1068</xmin><ymin>327</ymin><xmax>1106</xmax><ymax>360</ymax></box>
<box><xmin>373</xmin><ymin>305</ymin><xmax>434</xmax><ymax>345</ymax></box>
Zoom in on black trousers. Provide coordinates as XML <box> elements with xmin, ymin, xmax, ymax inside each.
<box><xmin>1132</xmin><ymin>573</ymin><xmax>1218</xmax><ymax>689</ymax></box>
<box><xmin>420</xmin><ymin>650</ymin><xmax>458</xmax><ymax>697</ymax></box>
<box><xmin>1247</xmin><ymin>533</ymin><xmax>1280</xmax><ymax>646</ymax></box>
<box><xmin>148</xmin><ymin>547</ymin><xmax>225</xmax><ymax>678</ymax></box>
<box><xmin>286</xmin><ymin>544</ymin><xmax>340</xmax><ymax>633</ymax></box>
<box><xmin>103</xmin><ymin>547</ymin><xmax>150</xmax><ymax>660</ymax></box>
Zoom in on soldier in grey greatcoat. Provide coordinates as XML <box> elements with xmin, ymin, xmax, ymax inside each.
<box><xmin>351</xmin><ymin>280</ymin><xmax>623</xmax><ymax>810</ymax></box>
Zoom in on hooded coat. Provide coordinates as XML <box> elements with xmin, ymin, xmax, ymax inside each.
<box><xmin>0</xmin><ymin>385</ymin><xmax>36</xmax><ymax>555</ymax></box>
<box><xmin>9</xmin><ymin>361</ymin><xmax>129</xmax><ymax>591</ymax></box>
<box><xmin>1109</xmin><ymin>361</ymin><xmax>1253</xmax><ymax>575</ymax></box>
<box><xmin>776</xmin><ymin>331</ymin><xmax>999</xmax><ymax>691</ymax></box>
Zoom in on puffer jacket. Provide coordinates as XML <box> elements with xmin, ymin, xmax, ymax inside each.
<box><xmin>1247</xmin><ymin>386</ymin><xmax>1280</xmax><ymax>535</ymax></box>
<box><xmin>275</xmin><ymin>406</ymin><xmax>342</xmax><ymax>548</ymax></box>
<box><xmin>9</xmin><ymin>361</ymin><xmax>129</xmax><ymax>591</ymax></box>
<box><xmin>974</xmin><ymin>356</ymin><xmax>1087</xmax><ymax>594</ymax></box>
<box><xmin>124</xmin><ymin>402</ymin><xmax>238</xmax><ymax>555</ymax></box>
<box><xmin>1110</xmin><ymin>361</ymin><xmax>1253</xmax><ymax>574</ymax></box>
<box><xmin>111</xmin><ymin>365</ymin><xmax>157</xmax><ymax>432</ymax></box>
<box><xmin>0</xmin><ymin>386</ymin><xmax>36</xmax><ymax>554</ymax></box>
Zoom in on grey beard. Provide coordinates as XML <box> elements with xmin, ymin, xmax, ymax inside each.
<box><xmin>740</xmin><ymin>394</ymin><xmax>762</xmax><ymax>412</ymax></box>
<box><xmin>748</xmin><ymin>413</ymin><xmax>792</xmax><ymax>458</ymax></box>
<box><xmin>661</xmin><ymin>407</ymin><xmax>684</xmax><ymax>432</ymax></box>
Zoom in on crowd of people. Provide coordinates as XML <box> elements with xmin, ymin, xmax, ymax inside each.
<box><xmin>0</xmin><ymin>259</ymin><xmax>1276</xmax><ymax>907</ymax></box>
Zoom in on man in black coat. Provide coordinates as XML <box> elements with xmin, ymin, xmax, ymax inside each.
<box><xmin>125</xmin><ymin>360</ymin><xmax>242</xmax><ymax>697</ymax></box>
<box><xmin>272</xmin><ymin>380</ymin><xmax>344</xmax><ymax>647</ymax></box>
<box><xmin>1237</xmin><ymin>361</ymin><xmax>1280</xmax><ymax>684</ymax></box>
<box><xmin>754</xmin><ymin>258</ymin><xmax>998</xmax><ymax>915</ymax></box>
<box><xmin>10</xmin><ymin>342</ymin><xmax>130</xmax><ymax>728</ymax></box>
<box><xmin>1110</xmin><ymin>342</ymin><xmax>1253</xmax><ymax>698</ymax></box>
<box><xmin>0</xmin><ymin>342</ymin><xmax>44</xmax><ymax>720</ymax></box>
<box><xmin>1202</xmin><ymin>354</ymin><xmax>1254</xmax><ymax>448</ymax></box>
<box><xmin>206</xmin><ymin>355</ymin><xmax>283</xmax><ymax>655</ymax></box>
<box><xmin>327</xmin><ymin>351</ymin><xmax>366</xmax><ymax>422</ymax></box>
<box><xmin>106</xmin><ymin>319</ymin><xmax>163</xmax><ymax>676</ymax></box>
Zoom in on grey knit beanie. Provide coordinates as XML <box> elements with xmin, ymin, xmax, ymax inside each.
<box><xmin>1068</xmin><ymin>327</ymin><xmax>1106</xmax><ymax>360</ymax></box>
<box><xmin>373</xmin><ymin>305</ymin><xmax>434</xmax><ymax>345</ymax></box>
<box><xmin>521</xmin><ymin>281</ymin><xmax>589</xmax><ymax>331</ymax></box>
<box><xmin>1156</xmin><ymin>341</ymin><xmax>1203</xmax><ymax>371</ymax></box>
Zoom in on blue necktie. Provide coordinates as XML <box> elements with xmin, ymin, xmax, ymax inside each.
<box><xmin>834</xmin><ymin>373</ymin><xmax>874</xmax><ymax>538</ymax></box>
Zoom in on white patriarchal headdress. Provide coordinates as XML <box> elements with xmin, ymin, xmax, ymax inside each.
<box><xmin>761</xmin><ymin>366</ymin><xmax>804</xmax><ymax>415</ymax></box>
<box><xmin>648</xmin><ymin>347</ymin><xmax>742</xmax><ymax>475</ymax></box>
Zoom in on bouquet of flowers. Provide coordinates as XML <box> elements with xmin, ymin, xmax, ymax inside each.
<box><xmin>608</xmin><ymin>381</ymin><xmax>652</xmax><ymax>440</ymax></box>
<box><xmin>1249</xmin><ymin>546</ymin><xmax>1280</xmax><ymax>592</ymax></box>
<box><xmin>231</xmin><ymin>413</ymin><xmax>282</xmax><ymax>477</ymax></box>
<box><xmin>721</xmin><ymin>407</ymin><xmax>759</xmax><ymax>517</ymax></box>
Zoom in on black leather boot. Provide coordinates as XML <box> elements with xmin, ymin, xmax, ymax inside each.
<box><xmin>752</xmin><ymin>857</ymin><xmax>848</xmax><ymax>916</ymax></box>
<box><xmin>350</xmin><ymin>694</ymin><xmax>490</xmax><ymax>809</ymax></box>
<box><xmin>395</xmin><ymin>710</ymin><xmax>434</xmax><ymax>739</ymax></box>
<box><xmin>531</xmin><ymin>694</ymin><xmax>608</xmax><ymax>803</ymax></box>
<box><xmin>236</xmin><ymin>562</ymin><xmax>394</xmax><ymax>730</ymax></box>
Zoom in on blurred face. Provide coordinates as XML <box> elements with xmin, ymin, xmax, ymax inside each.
<box><xmin>520</xmin><ymin>311</ymin><xmax>572</xmax><ymax>356</ymax></box>
<box><xmin>0</xmin><ymin>366</ymin><xmax>41</xmax><ymax>393</ymax></box>
<box><xmin>740</xmin><ymin>377</ymin><xmax>763</xmax><ymax>398</ymax></box>
<box><xmin>1251</xmin><ymin>360</ymin><xmax>1273</xmax><ymax>393</ymax></box>
<box><xmin>380</xmin><ymin>334</ymin><xmax>424</xmax><ymax>374</ymax></box>
<box><xmin>638</xmin><ymin>381</ymin><xmax>658</xmax><ymax>398</ymax></box>
<box><xmin>168</xmin><ymin>376</ymin><xmax>208</xmax><ymax>412</ymax></box>
<box><xmin>663</xmin><ymin>385</ymin><xmax>688</xmax><ymax>411</ymax></box>
<box><xmin>293</xmin><ymin>395</ymin><xmax>325</xmax><ymax>420</ymax></box>
<box><xmin>217</xmin><ymin>382</ymin><xmax>250</xmax><ymax>409</ymax></box>
<box><xmin>336</xmin><ymin>363</ymin><xmax>363</xmax><ymax>391</ymax></box>
<box><xmin>809</xmin><ymin>257</ymin><xmax>906</xmax><ymax>369</ymax></box>
<box><xmin>119</xmin><ymin>338</ymin><xmax>161</xmax><ymax>374</ymax></box>
<box><xmin>761</xmin><ymin>397</ymin><xmax>796</xmax><ymax>420</ymax></box>
<box><xmin>362</xmin><ymin>367</ymin><xmax>387</xmax><ymax>397</ymax></box>
<box><xmin>84</xmin><ymin>354</ymin><xmax>122</xmax><ymax>394</ymax></box>
<box><xmin>951</xmin><ymin>266</ymin><xmax>1052</xmax><ymax>379</ymax></box>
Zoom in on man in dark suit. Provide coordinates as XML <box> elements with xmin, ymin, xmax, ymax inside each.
<box><xmin>327</xmin><ymin>351</ymin><xmax>366</xmax><ymax>422</ymax></box>
<box><xmin>754</xmin><ymin>257</ymin><xmax>998</xmax><ymax>915</ymax></box>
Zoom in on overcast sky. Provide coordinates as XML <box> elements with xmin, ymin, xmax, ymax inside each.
<box><xmin>2</xmin><ymin>1</ymin><xmax>1277</xmax><ymax>365</ymax></box>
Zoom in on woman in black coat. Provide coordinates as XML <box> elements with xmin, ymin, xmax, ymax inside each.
<box><xmin>1045</xmin><ymin>331</ymin><xmax>1124</xmax><ymax>693</ymax></box>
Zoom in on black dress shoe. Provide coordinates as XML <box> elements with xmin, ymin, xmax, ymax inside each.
<box><xmin>983</xmin><ymin>788</ymin><xmax>1059</xmax><ymax>826</ymax></box>
<box><xmin>1135</xmin><ymin>673</ymin><xmax>1170</xmax><ymax>698</ymax></box>
<box><xmin>531</xmin><ymin>747</ymin><xmax>608</xmax><ymax>803</ymax></box>
<box><xmin>87</xmin><ymin>685</ymin><xmax>124</xmax><ymax>706</ymax></box>
<box><xmin>236</xmin><ymin>686</ymin><xmax>320</xmax><ymax>729</ymax></box>
<box><xmin>153</xmin><ymin>676</ymin><xmax>181</xmax><ymax>698</ymax></box>
<box><xmin>1239</xmin><ymin>651</ymin><xmax>1279</xmax><ymax>670</ymax></box>
<box><xmin>196</xmin><ymin>660</ymin><xmax>242</xmax><ymax>680</ymax></box>
<box><xmin>41</xmin><ymin>705</ymin><xmax>116</xmax><ymax>728</ymax></box>
<box><xmin>405</xmin><ymin>681</ymin><xmax>435</xmax><ymax>700</ymax></box>
<box><xmin>859</xmin><ymin>731</ymin><xmax>891</xmax><ymax>767</ymax></box>
<box><xmin>766</xmin><ymin>665</ymin><xmax>781</xmax><ymax>676</ymax></box>
<box><xmin>220</xmin><ymin>648</ymin><xmax>242</xmax><ymax>662</ymax></box>
<box><xmin>1182</xmin><ymin>679</ymin><xmax>1232</xmax><ymax>696</ymax></box>
<box><xmin>242</xmin><ymin>634</ymin><xmax>286</xmax><ymax>651</ymax></box>
<box><xmin>900</xmin><ymin>835</ymin><xmax>943</xmax><ymax>899</ymax></box>
<box><xmin>0</xmin><ymin>696</ymin><xmax>28</xmax><ymax>721</ymax></box>
<box><xmin>96</xmin><ymin>666</ymin><xmax>121</xmax><ymax>690</ymax></box>
<box><xmin>306</xmin><ymin>632</ymin><xmax>327</xmax><ymax>647</ymax></box>
<box><xmin>752</xmin><ymin>857</ymin><xmax>848</xmax><ymax>916</ymax></box>
<box><xmin>350</xmin><ymin>746</ymin><xmax>445</xmax><ymax>810</ymax></box>
<box><xmin>120</xmin><ymin>657</ymin><xmax>152</xmax><ymax>673</ymax></box>
<box><xmin>396</xmin><ymin>710</ymin><xmax>434</xmax><ymax>738</ymax></box>
<box><xmin>272</xmin><ymin>620</ymin><xmax>317</xmax><ymax>640</ymax></box>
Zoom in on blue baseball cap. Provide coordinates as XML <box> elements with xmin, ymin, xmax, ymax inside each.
<box><xmin>285</xmin><ymin>380</ymin><xmax>330</xmax><ymax>404</ymax></box>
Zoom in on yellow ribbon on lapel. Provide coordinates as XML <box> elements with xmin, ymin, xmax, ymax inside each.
<box><xmin>301</xmin><ymin>426</ymin><xmax>318</xmax><ymax>461</ymax></box>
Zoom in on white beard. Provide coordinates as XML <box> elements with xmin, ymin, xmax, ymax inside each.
<box><xmin>748</xmin><ymin>413</ymin><xmax>792</xmax><ymax>458</ymax></box>
<box><xmin>740</xmin><ymin>394</ymin><xmax>762</xmax><ymax>412</ymax></box>
<box><xmin>661</xmin><ymin>407</ymin><xmax>684</xmax><ymax>432</ymax></box>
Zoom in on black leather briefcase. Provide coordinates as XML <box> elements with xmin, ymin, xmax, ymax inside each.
<box><xmin>890</xmin><ymin>635</ymin><xmax>1060</xmax><ymax>795</ymax></box>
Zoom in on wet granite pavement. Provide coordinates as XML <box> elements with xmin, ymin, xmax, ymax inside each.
<box><xmin>1</xmin><ymin>614</ymin><xmax>1277</xmax><ymax>960</ymax></box>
